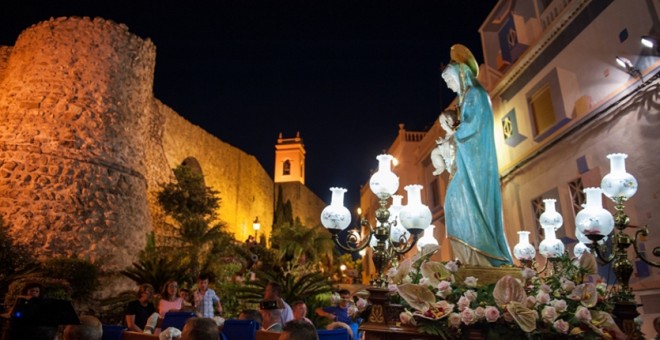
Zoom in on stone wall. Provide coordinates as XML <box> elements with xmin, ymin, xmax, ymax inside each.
<box><xmin>0</xmin><ymin>17</ymin><xmax>155</xmax><ymax>271</ymax></box>
<box><xmin>0</xmin><ymin>16</ymin><xmax>327</xmax><ymax>285</ymax></box>
<box><xmin>0</xmin><ymin>17</ymin><xmax>283</xmax><ymax>277</ymax></box>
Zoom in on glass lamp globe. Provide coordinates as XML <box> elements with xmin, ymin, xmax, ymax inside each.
<box><xmin>539</xmin><ymin>199</ymin><xmax>563</xmax><ymax>230</ymax></box>
<box><xmin>416</xmin><ymin>225</ymin><xmax>438</xmax><ymax>251</ymax></box>
<box><xmin>320</xmin><ymin>187</ymin><xmax>352</xmax><ymax>231</ymax></box>
<box><xmin>513</xmin><ymin>231</ymin><xmax>536</xmax><ymax>261</ymax></box>
<box><xmin>600</xmin><ymin>153</ymin><xmax>638</xmax><ymax>200</ymax></box>
<box><xmin>399</xmin><ymin>184</ymin><xmax>432</xmax><ymax>232</ymax></box>
<box><xmin>573</xmin><ymin>242</ymin><xmax>590</xmax><ymax>258</ymax></box>
<box><xmin>575</xmin><ymin>187</ymin><xmax>615</xmax><ymax>238</ymax></box>
<box><xmin>369</xmin><ymin>154</ymin><xmax>399</xmax><ymax>200</ymax></box>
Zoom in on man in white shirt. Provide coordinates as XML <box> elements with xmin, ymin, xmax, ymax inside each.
<box><xmin>264</xmin><ymin>282</ymin><xmax>293</xmax><ymax>324</ymax></box>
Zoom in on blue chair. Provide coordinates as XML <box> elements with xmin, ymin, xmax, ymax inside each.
<box><xmin>101</xmin><ymin>324</ymin><xmax>125</xmax><ymax>340</ymax></box>
<box><xmin>318</xmin><ymin>328</ymin><xmax>350</xmax><ymax>340</ymax></box>
<box><xmin>160</xmin><ymin>311</ymin><xmax>196</xmax><ymax>331</ymax></box>
<box><xmin>222</xmin><ymin>319</ymin><xmax>259</xmax><ymax>340</ymax></box>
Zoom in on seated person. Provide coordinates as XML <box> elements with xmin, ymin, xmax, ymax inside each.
<box><xmin>238</xmin><ymin>308</ymin><xmax>262</xmax><ymax>325</ymax></box>
<box><xmin>181</xmin><ymin>317</ymin><xmax>220</xmax><ymax>340</ymax></box>
<box><xmin>63</xmin><ymin>315</ymin><xmax>102</xmax><ymax>340</ymax></box>
<box><xmin>124</xmin><ymin>283</ymin><xmax>158</xmax><ymax>332</ymax></box>
<box><xmin>259</xmin><ymin>300</ymin><xmax>283</xmax><ymax>332</ymax></box>
<box><xmin>315</xmin><ymin>289</ymin><xmax>353</xmax><ymax>324</ymax></box>
<box><xmin>264</xmin><ymin>282</ymin><xmax>293</xmax><ymax>323</ymax></box>
<box><xmin>179</xmin><ymin>288</ymin><xmax>194</xmax><ymax>310</ymax></box>
<box><xmin>291</xmin><ymin>301</ymin><xmax>313</xmax><ymax>325</ymax></box>
<box><xmin>159</xmin><ymin>280</ymin><xmax>184</xmax><ymax>318</ymax></box>
<box><xmin>279</xmin><ymin>319</ymin><xmax>318</xmax><ymax>340</ymax></box>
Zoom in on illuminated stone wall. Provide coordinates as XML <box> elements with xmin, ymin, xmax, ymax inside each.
<box><xmin>0</xmin><ymin>17</ymin><xmax>284</xmax><ymax>281</ymax></box>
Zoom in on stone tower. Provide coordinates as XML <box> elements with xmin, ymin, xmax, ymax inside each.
<box><xmin>274</xmin><ymin>132</ymin><xmax>306</xmax><ymax>185</ymax></box>
<box><xmin>0</xmin><ymin>17</ymin><xmax>157</xmax><ymax>271</ymax></box>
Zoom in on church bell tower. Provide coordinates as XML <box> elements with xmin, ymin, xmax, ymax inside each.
<box><xmin>274</xmin><ymin>132</ymin><xmax>305</xmax><ymax>184</ymax></box>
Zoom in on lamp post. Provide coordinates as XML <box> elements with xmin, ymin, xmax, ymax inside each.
<box><xmin>514</xmin><ymin>153</ymin><xmax>659</xmax><ymax>338</ymax></box>
<box><xmin>252</xmin><ymin>216</ymin><xmax>260</xmax><ymax>239</ymax></box>
<box><xmin>320</xmin><ymin>154</ymin><xmax>434</xmax><ymax>288</ymax></box>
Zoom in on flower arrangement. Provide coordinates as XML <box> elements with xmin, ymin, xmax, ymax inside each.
<box><xmin>390</xmin><ymin>245</ymin><xmax>626</xmax><ymax>339</ymax></box>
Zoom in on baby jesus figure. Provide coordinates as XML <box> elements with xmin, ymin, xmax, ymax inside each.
<box><xmin>431</xmin><ymin>109</ymin><xmax>459</xmax><ymax>177</ymax></box>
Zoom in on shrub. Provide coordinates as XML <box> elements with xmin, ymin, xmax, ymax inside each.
<box><xmin>4</xmin><ymin>277</ymin><xmax>73</xmax><ymax>308</ymax></box>
<box><xmin>40</xmin><ymin>257</ymin><xmax>99</xmax><ymax>299</ymax></box>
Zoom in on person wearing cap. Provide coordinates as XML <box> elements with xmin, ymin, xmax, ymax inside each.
<box><xmin>441</xmin><ymin>44</ymin><xmax>513</xmax><ymax>267</ymax></box>
<box><xmin>259</xmin><ymin>300</ymin><xmax>284</xmax><ymax>332</ymax></box>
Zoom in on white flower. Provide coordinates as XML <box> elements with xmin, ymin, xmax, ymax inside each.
<box><xmin>575</xmin><ymin>306</ymin><xmax>592</xmax><ymax>323</ymax></box>
<box><xmin>550</xmin><ymin>299</ymin><xmax>567</xmax><ymax>313</ymax></box>
<box><xmin>436</xmin><ymin>280</ymin><xmax>453</xmax><ymax>298</ymax></box>
<box><xmin>448</xmin><ymin>313</ymin><xmax>461</xmax><ymax>328</ymax></box>
<box><xmin>561</xmin><ymin>278</ymin><xmax>576</xmax><ymax>292</ymax></box>
<box><xmin>419</xmin><ymin>277</ymin><xmax>430</xmax><ymax>286</ymax></box>
<box><xmin>464</xmin><ymin>276</ymin><xmax>478</xmax><ymax>288</ymax></box>
<box><xmin>535</xmin><ymin>291</ymin><xmax>550</xmax><ymax>305</ymax></box>
<box><xmin>399</xmin><ymin>310</ymin><xmax>415</xmax><ymax>325</ymax></box>
<box><xmin>541</xmin><ymin>306</ymin><xmax>558</xmax><ymax>323</ymax></box>
<box><xmin>463</xmin><ymin>289</ymin><xmax>477</xmax><ymax>302</ymax></box>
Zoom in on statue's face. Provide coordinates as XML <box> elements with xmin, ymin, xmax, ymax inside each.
<box><xmin>442</xmin><ymin>64</ymin><xmax>460</xmax><ymax>94</ymax></box>
<box><xmin>440</xmin><ymin>114</ymin><xmax>454</xmax><ymax>132</ymax></box>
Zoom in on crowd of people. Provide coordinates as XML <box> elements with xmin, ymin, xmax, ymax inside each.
<box><xmin>0</xmin><ymin>273</ymin><xmax>364</xmax><ymax>340</ymax></box>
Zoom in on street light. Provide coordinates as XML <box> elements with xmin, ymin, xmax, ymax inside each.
<box><xmin>252</xmin><ymin>216</ymin><xmax>260</xmax><ymax>239</ymax></box>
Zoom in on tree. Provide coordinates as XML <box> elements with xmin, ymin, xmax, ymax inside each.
<box><xmin>156</xmin><ymin>165</ymin><xmax>234</xmax><ymax>282</ymax></box>
<box><xmin>270</xmin><ymin>218</ymin><xmax>335</xmax><ymax>269</ymax></box>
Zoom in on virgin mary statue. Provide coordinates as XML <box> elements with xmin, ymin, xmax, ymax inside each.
<box><xmin>440</xmin><ymin>44</ymin><xmax>512</xmax><ymax>267</ymax></box>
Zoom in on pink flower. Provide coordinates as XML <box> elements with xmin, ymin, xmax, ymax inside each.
<box><xmin>464</xmin><ymin>289</ymin><xmax>477</xmax><ymax>302</ymax></box>
<box><xmin>575</xmin><ymin>306</ymin><xmax>592</xmax><ymax>323</ymax></box>
<box><xmin>475</xmin><ymin>307</ymin><xmax>485</xmax><ymax>319</ymax></box>
<box><xmin>485</xmin><ymin>306</ymin><xmax>500</xmax><ymax>322</ymax></box>
<box><xmin>419</xmin><ymin>277</ymin><xmax>430</xmax><ymax>286</ymax></box>
<box><xmin>464</xmin><ymin>276</ymin><xmax>478</xmax><ymax>288</ymax></box>
<box><xmin>553</xmin><ymin>319</ymin><xmax>570</xmax><ymax>334</ymax></box>
<box><xmin>568</xmin><ymin>283</ymin><xmax>598</xmax><ymax>308</ymax></box>
<box><xmin>561</xmin><ymin>278</ymin><xmax>576</xmax><ymax>292</ymax></box>
<box><xmin>436</xmin><ymin>280</ymin><xmax>453</xmax><ymax>298</ymax></box>
<box><xmin>388</xmin><ymin>283</ymin><xmax>398</xmax><ymax>293</ymax></box>
<box><xmin>550</xmin><ymin>299</ymin><xmax>567</xmax><ymax>313</ymax></box>
<box><xmin>457</xmin><ymin>296</ymin><xmax>470</xmax><ymax>311</ymax></box>
<box><xmin>460</xmin><ymin>308</ymin><xmax>477</xmax><ymax>325</ymax></box>
<box><xmin>541</xmin><ymin>306</ymin><xmax>558</xmax><ymax>323</ymax></box>
<box><xmin>399</xmin><ymin>310</ymin><xmax>414</xmax><ymax>325</ymax></box>
<box><xmin>521</xmin><ymin>267</ymin><xmax>536</xmax><ymax>280</ymax></box>
<box><xmin>448</xmin><ymin>313</ymin><xmax>461</xmax><ymax>328</ymax></box>
<box><xmin>535</xmin><ymin>291</ymin><xmax>550</xmax><ymax>305</ymax></box>
<box><xmin>539</xmin><ymin>284</ymin><xmax>551</xmax><ymax>293</ymax></box>
<box><xmin>525</xmin><ymin>295</ymin><xmax>537</xmax><ymax>308</ymax></box>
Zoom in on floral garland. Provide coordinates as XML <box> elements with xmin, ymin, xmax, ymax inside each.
<box><xmin>390</xmin><ymin>245</ymin><xmax>627</xmax><ymax>339</ymax></box>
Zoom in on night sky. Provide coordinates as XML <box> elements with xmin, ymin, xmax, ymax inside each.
<box><xmin>1</xmin><ymin>0</ymin><xmax>498</xmax><ymax>210</ymax></box>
